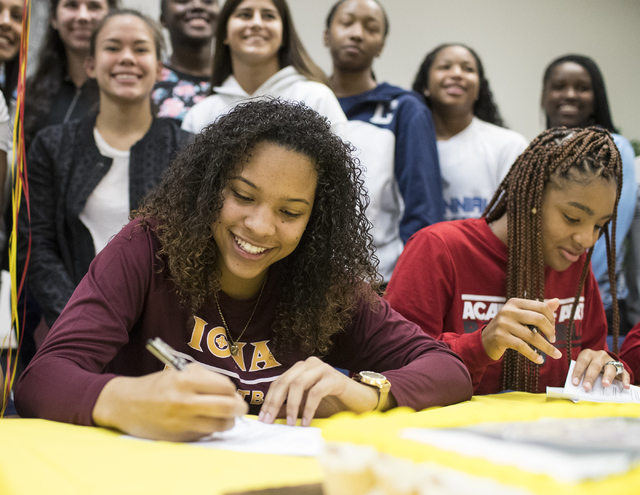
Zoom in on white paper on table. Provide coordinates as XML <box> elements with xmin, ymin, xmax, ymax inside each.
<box><xmin>546</xmin><ymin>360</ymin><xmax>640</xmax><ymax>403</ymax></box>
<box><xmin>191</xmin><ymin>417</ymin><xmax>325</xmax><ymax>457</ymax></box>
<box><xmin>401</xmin><ymin>416</ymin><xmax>640</xmax><ymax>483</ymax></box>
<box><xmin>122</xmin><ymin>417</ymin><xmax>325</xmax><ymax>457</ymax></box>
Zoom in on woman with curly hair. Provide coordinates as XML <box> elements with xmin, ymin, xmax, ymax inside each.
<box><xmin>386</xmin><ymin>127</ymin><xmax>633</xmax><ymax>394</ymax></box>
<box><xmin>15</xmin><ymin>99</ymin><xmax>472</xmax><ymax>441</ymax></box>
<box><xmin>412</xmin><ymin>44</ymin><xmax>527</xmax><ymax>221</ymax></box>
<box><xmin>181</xmin><ymin>0</ymin><xmax>346</xmax><ymax>137</ymax></box>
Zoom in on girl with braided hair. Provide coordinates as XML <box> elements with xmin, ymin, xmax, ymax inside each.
<box><xmin>15</xmin><ymin>99</ymin><xmax>472</xmax><ymax>441</ymax></box>
<box><xmin>386</xmin><ymin>126</ymin><xmax>633</xmax><ymax>394</ymax></box>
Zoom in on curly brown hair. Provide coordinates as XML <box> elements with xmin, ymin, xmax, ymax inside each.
<box><xmin>134</xmin><ymin>98</ymin><xmax>381</xmax><ymax>357</ymax></box>
<box><xmin>484</xmin><ymin>126</ymin><xmax>622</xmax><ymax>392</ymax></box>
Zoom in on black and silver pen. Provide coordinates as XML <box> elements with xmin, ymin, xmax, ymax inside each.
<box><xmin>146</xmin><ymin>337</ymin><xmax>188</xmax><ymax>371</ymax></box>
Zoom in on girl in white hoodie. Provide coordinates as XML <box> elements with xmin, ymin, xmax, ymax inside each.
<box><xmin>182</xmin><ymin>0</ymin><xmax>346</xmax><ymax>136</ymax></box>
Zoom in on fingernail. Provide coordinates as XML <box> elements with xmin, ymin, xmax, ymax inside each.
<box><xmin>263</xmin><ymin>412</ymin><xmax>272</xmax><ymax>424</ymax></box>
<box><xmin>301</xmin><ymin>417</ymin><xmax>309</xmax><ymax>427</ymax></box>
<box><xmin>603</xmin><ymin>379</ymin><xmax>610</xmax><ymax>386</ymax></box>
<box><xmin>553</xmin><ymin>350</ymin><xmax>562</xmax><ymax>359</ymax></box>
<box><xmin>550</xmin><ymin>335</ymin><xmax>556</xmax><ymax>343</ymax></box>
<box><xmin>584</xmin><ymin>382</ymin><xmax>591</xmax><ymax>391</ymax></box>
<box><xmin>287</xmin><ymin>415</ymin><xmax>294</xmax><ymax>426</ymax></box>
<box><xmin>258</xmin><ymin>411</ymin><xmax>264</xmax><ymax>421</ymax></box>
<box><xmin>572</xmin><ymin>377</ymin><xmax>579</xmax><ymax>385</ymax></box>
<box><xmin>536</xmin><ymin>355</ymin><xmax>544</xmax><ymax>364</ymax></box>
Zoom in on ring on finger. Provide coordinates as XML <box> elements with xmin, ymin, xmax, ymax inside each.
<box><xmin>527</xmin><ymin>325</ymin><xmax>539</xmax><ymax>335</ymax></box>
<box><xmin>605</xmin><ymin>360</ymin><xmax>624</xmax><ymax>376</ymax></box>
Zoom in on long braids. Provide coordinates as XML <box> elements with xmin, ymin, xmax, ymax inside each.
<box><xmin>484</xmin><ymin>127</ymin><xmax>622</xmax><ymax>392</ymax></box>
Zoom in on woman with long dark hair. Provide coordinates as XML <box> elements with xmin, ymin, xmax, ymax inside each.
<box><xmin>413</xmin><ymin>44</ymin><xmax>527</xmax><ymax>221</ymax></box>
<box><xmin>15</xmin><ymin>99</ymin><xmax>472</xmax><ymax>441</ymax></box>
<box><xmin>541</xmin><ymin>54</ymin><xmax>637</xmax><ymax>335</ymax></box>
<box><xmin>182</xmin><ymin>0</ymin><xmax>346</xmax><ymax>136</ymax></box>
<box><xmin>19</xmin><ymin>10</ymin><xmax>192</xmax><ymax>331</ymax></box>
<box><xmin>24</xmin><ymin>0</ymin><xmax>117</xmax><ymax>150</ymax></box>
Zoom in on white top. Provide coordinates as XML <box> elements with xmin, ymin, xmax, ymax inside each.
<box><xmin>79</xmin><ymin>129</ymin><xmax>131</xmax><ymax>254</ymax></box>
<box><xmin>182</xmin><ymin>66</ymin><xmax>347</xmax><ymax>139</ymax></box>
<box><xmin>346</xmin><ymin>120</ymin><xmax>401</xmax><ymax>282</ymax></box>
<box><xmin>438</xmin><ymin>117</ymin><xmax>528</xmax><ymax>221</ymax></box>
<box><xmin>0</xmin><ymin>96</ymin><xmax>10</xmax><ymax>153</ymax></box>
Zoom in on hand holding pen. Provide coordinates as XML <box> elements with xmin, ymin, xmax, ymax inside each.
<box><xmin>91</xmin><ymin>338</ymin><xmax>248</xmax><ymax>442</ymax></box>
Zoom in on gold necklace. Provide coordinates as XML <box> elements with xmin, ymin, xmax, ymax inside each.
<box><xmin>215</xmin><ymin>275</ymin><xmax>267</xmax><ymax>357</ymax></box>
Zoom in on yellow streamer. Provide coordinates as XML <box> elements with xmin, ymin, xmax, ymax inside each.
<box><xmin>2</xmin><ymin>0</ymin><xmax>31</xmax><ymax>416</ymax></box>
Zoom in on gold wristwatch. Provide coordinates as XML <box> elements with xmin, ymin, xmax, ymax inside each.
<box><xmin>353</xmin><ymin>371</ymin><xmax>391</xmax><ymax>411</ymax></box>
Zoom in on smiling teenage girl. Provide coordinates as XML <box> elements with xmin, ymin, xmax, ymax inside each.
<box><xmin>386</xmin><ymin>127</ymin><xmax>633</xmax><ymax>394</ymax></box>
<box><xmin>19</xmin><ymin>10</ymin><xmax>192</xmax><ymax>330</ymax></box>
<box><xmin>24</xmin><ymin>0</ymin><xmax>118</xmax><ymax>150</ymax></box>
<box><xmin>412</xmin><ymin>44</ymin><xmax>527</xmax><ymax>221</ymax></box>
<box><xmin>542</xmin><ymin>55</ymin><xmax>637</xmax><ymax>336</ymax></box>
<box><xmin>15</xmin><ymin>99</ymin><xmax>472</xmax><ymax>441</ymax></box>
<box><xmin>182</xmin><ymin>0</ymin><xmax>346</xmax><ymax>136</ymax></box>
<box><xmin>151</xmin><ymin>0</ymin><xmax>219</xmax><ymax>121</ymax></box>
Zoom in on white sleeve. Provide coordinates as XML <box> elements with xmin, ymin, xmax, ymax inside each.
<box><xmin>0</xmin><ymin>97</ymin><xmax>11</xmax><ymax>153</ymax></box>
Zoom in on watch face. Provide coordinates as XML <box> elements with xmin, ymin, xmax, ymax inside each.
<box><xmin>360</xmin><ymin>371</ymin><xmax>386</xmax><ymax>381</ymax></box>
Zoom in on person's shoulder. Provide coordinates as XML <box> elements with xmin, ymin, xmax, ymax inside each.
<box><xmin>31</xmin><ymin>115</ymin><xmax>95</xmax><ymax>149</ymax></box>
<box><xmin>612</xmin><ymin>133</ymin><xmax>634</xmax><ymax>154</ymax></box>
<box><xmin>472</xmin><ymin>117</ymin><xmax>528</xmax><ymax>145</ymax></box>
<box><xmin>379</xmin><ymin>83</ymin><xmax>425</xmax><ymax>106</ymax></box>
<box><xmin>473</xmin><ymin>118</ymin><xmax>526</xmax><ymax>141</ymax></box>
<box><xmin>111</xmin><ymin>217</ymin><xmax>161</xmax><ymax>250</ymax></box>
<box><xmin>182</xmin><ymin>93</ymin><xmax>224</xmax><ymax>127</ymax></box>
<box><xmin>154</xmin><ymin>117</ymin><xmax>193</xmax><ymax>138</ymax></box>
<box><xmin>409</xmin><ymin>219</ymin><xmax>480</xmax><ymax>244</ymax></box>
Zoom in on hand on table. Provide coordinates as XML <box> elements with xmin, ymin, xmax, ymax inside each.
<box><xmin>481</xmin><ymin>298</ymin><xmax>563</xmax><ymax>363</ymax></box>
<box><xmin>572</xmin><ymin>349</ymin><xmax>631</xmax><ymax>391</ymax></box>
<box><xmin>258</xmin><ymin>356</ymin><xmax>393</xmax><ymax>427</ymax></box>
<box><xmin>92</xmin><ymin>363</ymin><xmax>248</xmax><ymax>441</ymax></box>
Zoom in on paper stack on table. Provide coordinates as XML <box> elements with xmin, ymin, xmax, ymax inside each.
<box><xmin>401</xmin><ymin>416</ymin><xmax>640</xmax><ymax>483</ymax></box>
<box><xmin>546</xmin><ymin>360</ymin><xmax>640</xmax><ymax>403</ymax></box>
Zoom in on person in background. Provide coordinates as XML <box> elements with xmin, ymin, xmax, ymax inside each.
<box><xmin>0</xmin><ymin>0</ymin><xmax>22</xmax><ymax>374</ymax></box>
<box><xmin>24</xmin><ymin>0</ymin><xmax>118</xmax><ymax>150</ymax></box>
<box><xmin>0</xmin><ymin>0</ymin><xmax>21</xmax><ymax>238</ymax></box>
<box><xmin>182</xmin><ymin>0</ymin><xmax>347</xmax><ymax>137</ymax></box>
<box><xmin>412</xmin><ymin>44</ymin><xmax>527</xmax><ymax>221</ymax></box>
<box><xmin>151</xmin><ymin>0</ymin><xmax>218</xmax><ymax>122</ymax></box>
<box><xmin>541</xmin><ymin>54</ymin><xmax>637</xmax><ymax>337</ymax></box>
<box><xmin>324</xmin><ymin>0</ymin><xmax>443</xmax><ymax>282</ymax></box>
<box><xmin>386</xmin><ymin>127</ymin><xmax>632</xmax><ymax>394</ymax></box>
<box><xmin>624</xmin><ymin>156</ymin><xmax>640</xmax><ymax>329</ymax></box>
<box><xmin>15</xmin><ymin>99</ymin><xmax>472</xmax><ymax>441</ymax></box>
<box><xmin>0</xmin><ymin>0</ymin><xmax>20</xmax><ymax>109</ymax></box>
<box><xmin>18</xmin><ymin>9</ymin><xmax>193</xmax><ymax>337</ymax></box>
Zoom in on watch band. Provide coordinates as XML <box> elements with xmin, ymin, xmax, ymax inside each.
<box><xmin>353</xmin><ymin>371</ymin><xmax>391</xmax><ymax>411</ymax></box>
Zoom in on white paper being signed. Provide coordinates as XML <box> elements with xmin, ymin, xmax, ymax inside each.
<box><xmin>123</xmin><ymin>417</ymin><xmax>324</xmax><ymax>457</ymax></box>
<box><xmin>191</xmin><ymin>417</ymin><xmax>324</xmax><ymax>457</ymax></box>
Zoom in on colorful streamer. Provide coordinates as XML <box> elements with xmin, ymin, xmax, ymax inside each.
<box><xmin>2</xmin><ymin>0</ymin><xmax>31</xmax><ymax>416</ymax></box>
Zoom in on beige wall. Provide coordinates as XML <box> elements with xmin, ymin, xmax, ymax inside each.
<box><xmin>120</xmin><ymin>0</ymin><xmax>640</xmax><ymax>143</ymax></box>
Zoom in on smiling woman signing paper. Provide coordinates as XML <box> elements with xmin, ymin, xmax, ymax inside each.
<box><xmin>15</xmin><ymin>99</ymin><xmax>472</xmax><ymax>441</ymax></box>
<box><xmin>386</xmin><ymin>127</ymin><xmax>633</xmax><ymax>394</ymax></box>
